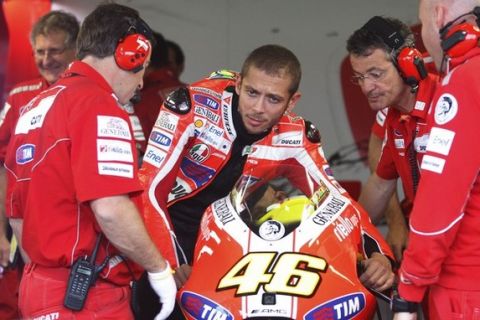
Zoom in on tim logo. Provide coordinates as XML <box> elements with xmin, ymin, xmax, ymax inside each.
<box><xmin>16</xmin><ymin>144</ymin><xmax>35</xmax><ymax>164</ymax></box>
<box><xmin>304</xmin><ymin>293</ymin><xmax>366</xmax><ymax>320</ymax></box>
<box><xmin>193</xmin><ymin>94</ymin><xmax>219</xmax><ymax>110</ymax></box>
<box><xmin>150</xmin><ymin>131</ymin><xmax>172</xmax><ymax>147</ymax></box>
<box><xmin>180</xmin><ymin>291</ymin><xmax>232</xmax><ymax>320</ymax></box>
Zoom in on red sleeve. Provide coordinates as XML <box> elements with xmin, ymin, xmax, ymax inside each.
<box><xmin>399</xmin><ymin>62</ymin><xmax>480</xmax><ymax>301</ymax></box>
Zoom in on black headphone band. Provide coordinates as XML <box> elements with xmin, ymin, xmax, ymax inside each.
<box><xmin>362</xmin><ymin>16</ymin><xmax>405</xmax><ymax>51</ymax></box>
<box><xmin>440</xmin><ymin>6</ymin><xmax>480</xmax><ymax>38</ymax></box>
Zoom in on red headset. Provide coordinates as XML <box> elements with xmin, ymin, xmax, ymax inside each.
<box><xmin>114</xmin><ymin>19</ymin><xmax>153</xmax><ymax>73</ymax></box>
<box><xmin>440</xmin><ymin>7</ymin><xmax>480</xmax><ymax>58</ymax></box>
<box><xmin>363</xmin><ymin>16</ymin><xmax>427</xmax><ymax>90</ymax></box>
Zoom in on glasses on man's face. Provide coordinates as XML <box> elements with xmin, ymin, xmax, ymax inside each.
<box><xmin>351</xmin><ymin>68</ymin><xmax>389</xmax><ymax>86</ymax></box>
<box><xmin>33</xmin><ymin>47</ymin><xmax>67</xmax><ymax>58</ymax></box>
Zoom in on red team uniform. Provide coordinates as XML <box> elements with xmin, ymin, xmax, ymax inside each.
<box><xmin>399</xmin><ymin>47</ymin><xmax>480</xmax><ymax>318</ymax></box>
<box><xmin>4</xmin><ymin>61</ymin><xmax>143</xmax><ymax>319</ymax></box>
<box><xmin>374</xmin><ymin>74</ymin><xmax>437</xmax><ymax>216</ymax></box>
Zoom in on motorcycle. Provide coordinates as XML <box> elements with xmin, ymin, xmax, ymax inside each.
<box><xmin>178</xmin><ymin>162</ymin><xmax>392</xmax><ymax>320</ymax></box>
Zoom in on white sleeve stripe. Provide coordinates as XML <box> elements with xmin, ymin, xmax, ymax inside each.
<box><xmin>409</xmin><ymin>213</ymin><xmax>464</xmax><ymax>236</ymax></box>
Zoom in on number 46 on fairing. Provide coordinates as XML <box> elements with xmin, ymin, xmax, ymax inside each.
<box><xmin>217</xmin><ymin>252</ymin><xmax>328</xmax><ymax>297</ymax></box>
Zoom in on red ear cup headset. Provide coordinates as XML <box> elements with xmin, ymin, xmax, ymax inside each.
<box><xmin>362</xmin><ymin>16</ymin><xmax>427</xmax><ymax>91</ymax></box>
<box><xmin>440</xmin><ymin>6</ymin><xmax>480</xmax><ymax>58</ymax></box>
<box><xmin>114</xmin><ymin>18</ymin><xmax>153</xmax><ymax>73</ymax></box>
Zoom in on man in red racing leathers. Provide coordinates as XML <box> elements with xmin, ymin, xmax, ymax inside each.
<box><xmin>139</xmin><ymin>46</ymin><xmax>395</xmax><ymax>318</ymax></box>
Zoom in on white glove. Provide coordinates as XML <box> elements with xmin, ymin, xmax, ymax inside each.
<box><xmin>393</xmin><ymin>312</ymin><xmax>418</xmax><ymax>320</ymax></box>
<box><xmin>148</xmin><ymin>261</ymin><xmax>177</xmax><ymax>320</ymax></box>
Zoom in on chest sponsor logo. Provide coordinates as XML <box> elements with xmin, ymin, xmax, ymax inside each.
<box><xmin>414</xmin><ymin>133</ymin><xmax>429</xmax><ymax>153</ymax></box>
<box><xmin>97</xmin><ymin>116</ymin><xmax>131</xmax><ymax>140</ymax></box>
<box><xmin>143</xmin><ymin>145</ymin><xmax>167</xmax><ymax>168</ymax></box>
<box><xmin>194</xmin><ymin>106</ymin><xmax>220</xmax><ymax>123</ymax></box>
<box><xmin>189</xmin><ymin>144</ymin><xmax>210</xmax><ymax>163</ymax></box>
<box><xmin>98</xmin><ymin>162</ymin><xmax>133</xmax><ymax>178</ymax></box>
<box><xmin>426</xmin><ymin>127</ymin><xmax>455</xmax><ymax>156</ymax></box>
<box><xmin>312</xmin><ymin>197</ymin><xmax>346</xmax><ymax>225</ymax></box>
<box><xmin>305</xmin><ymin>293</ymin><xmax>366</xmax><ymax>320</ymax></box>
<box><xmin>394</xmin><ymin>138</ymin><xmax>405</xmax><ymax>149</ymax></box>
<box><xmin>333</xmin><ymin>215</ymin><xmax>360</xmax><ymax>242</ymax></box>
<box><xmin>180</xmin><ymin>291</ymin><xmax>233</xmax><ymax>320</ymax></box>
<box><xmin>16</xmin><ymin>144</ymin><xmax>35</xmax><ymax>164</ymax></box>
<box><xmin>155</xmin><ymin>111</ymin><xmax>179</xmax><ymax>132</ymax></box>
<box><xmin>272</xmin><ymin>131</ymin><xmax>303</xmax><ymax>146</ymax></box>
<box><xmin>97</xmin><ymin>139</ymin><xmax>133</xmax><ymax>162</ymax></box>
<box><xmin>434</xmin><ymin>93</ymin><xmax>458</xmax><ymax>125</ymax></box>
<box><xmin>180</xmin><ymin>157</ymin><xmax>215</xmax><ymax>188</ymax></box>
<box><xmin>213</xmin><ymin>198</ymin><xmax>235</xmax><ymax>225</ymax></box>
<box><xmin>420</xmin><ymin>154</ymin><xmax>445</xmax><ymax>174</ymax></box>
<box><xmin>149</xmin><ymin>130</ymin><xmax>173</xmax><ymax>150</ymax></box>
<box><xmin>193</xmin><ymin>94</ymin><xmax>219</xmax><ymax>110</ymax></box>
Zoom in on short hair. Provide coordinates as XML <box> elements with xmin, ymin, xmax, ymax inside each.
<box><xmin>150</xmin><ymin>31</ymin><xmax>169</xmax><ymax>69</ymax></box>
<box><xmin>346</xmin><ymin>16</ymin><xmax>415</xmax><ymax>59</ymax></box>
<box><xmin>166</xmin><ymin>40</ymin><xmax>185</xmax><ymax>66</ymax></box>
<box><xmin>30</xmin><ymin>10</ymin><xmax>80</xmax><ymax>49</ymax></box>
<box><xmin>240</xmin><ymin>44</ymin><xmax>302</xmax><ymax>95</ymax></box>
<box><xmin>76</xmin><ymin>3</ymin><xmax>154</xmax><ymax>60</ymax></box>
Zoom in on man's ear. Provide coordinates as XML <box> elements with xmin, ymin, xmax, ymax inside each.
<box><xmin>286</xmin><ymin>91</ymin><xmax>302</xmax><ymax>113</ymax></box>
<box><xmin>435</xmin><ymin>3</ymin><xmax>447</xmax><ymax>31</ymax></box>
<box><xmin>235</xmin><ymin>75</ymin><xmax>242</xmax><ymax>95</ymax></box>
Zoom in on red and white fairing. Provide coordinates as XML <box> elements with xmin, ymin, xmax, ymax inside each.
<box><xmin>179</xmin><ymin>168</ymin><xmax>388</xmax><ymax>319</ymax></box>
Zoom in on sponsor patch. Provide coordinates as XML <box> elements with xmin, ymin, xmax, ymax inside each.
<box><xmin>143</xmin><ymin>145</ymin><xmax>167</xmax><ymax>168</ymax></box>
<box><xmin>97</xmin><ymin>139</ymin><xmax>133</xmax><ymax>162</ymax></box>
<box><xmin>414</xmin><ymin>100</ymin><xmax>426</xmax><ymax>111</ymax></box>
<box><xmin>15</xmin><ymin>95</ymin><xmax>57</xmax><ymax>134</ymax></box>
<box><xmin>97</xmin><ymin>116</ymin><xmax>132</xmax><ymax>140</ymax></box>
<box><xmin>149</xmin><ymin>130</ymin><xmax>173</xmax><ymax>150</ymax></box>
<box><xmin>420</xmin><ymin>154</ymin><xmax>446</xmax><ymax>174</ymax></box>
<box><xmin>394</xmin><ymin>138</ymin><xmax>405</xmax><ymax>149</ymax></box>
<box><xmin>414</xmin><ymin>133</ymin><xmax>429</xmax><ymax>153</ymax></box>
<box><xmin>376</xmin><ymin>109</ymin><xmax>387</xmax><ymax>126</ymax></box>
<box><xmin>168</xmin><ymin>178</ymin><xmax>192</xmax><ymax>201</ymax></box>
<box><xmin>155</xmin><ymin>111</ymin><xmax>179</xmax><ymax>132</ymax></box>
<box><xmin>190</xmin><ymin>86</ymin><xmax>222</xmax><ymax>100</ymax></box>
<box><xmin>180</xmin><ymin>291</ymin><xmax>233</xmax><ymax>320</ymax></box>
<box><xmin>16</xmin><ymin>144</ymin><xmax>35</xmax><ymax>164</ymax></box>
<box><xmin>222</xmin><ymin>91</ymin><xmax>235</xmax><ymax>137</ymax></box>
<box><xmin>434</xmin><ymin>93</ymin><xmax>458</xmax><ymax>125</ymax></box>
<box><xmin>305</xmin><ymin>293</ymin><xmax>366</xmax><ymax>320</ymax></box>
<box><xmin>188</xmin><ymin>144</ymin><xmax>210</xmax><ymax>163</ymax></box>
<box><xmin>259</xmin><ymin>220</ymin><xmax>285</xmax><ymax>241</ymax></box>
<box><xmin>194</xmin><ymin>106</ymin><xmax>220</xmax><ymax>123</ymax></box>
<box><xmin>98</xmin><ymin>162</ymin><xmax>133</xmax><ymax>178</ymax></box>
<box><xmin>426</xmin><ymin>127</ymin><xmax>455</xmax><ymax>156</ymax></box>
<box><xmin>193</xmin><ymin>94</ymin><xmax>219</xmax><ymax>110</ymax></box>
<box><xmin>272</xmin><ymin>131</ymin><xmax>303</xmax><ymax>146</ymax></box>
<box><xmin>180</xmin><ymin>157</ymin><xmax>215</xmax><ymax>187</ymax></box>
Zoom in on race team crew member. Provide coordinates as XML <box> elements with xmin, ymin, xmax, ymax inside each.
<box><xmin>395</xmin><ymin>1</ymin><xmax>480</xmax><ymax>318</ymax></box>
<box><xmin>4</xmin><ymin>4</ymin><xmax>176</xmax><ymax>319</ymax></box>
<box><xmin>0</xmin><ymin>11</ymin><xmax>79</xmax><ymax>320</ymax></box>
<box><xmin>139</xmin><ymin>45</ymin><xmax>394</xmax><ymax>293</ymax></box>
